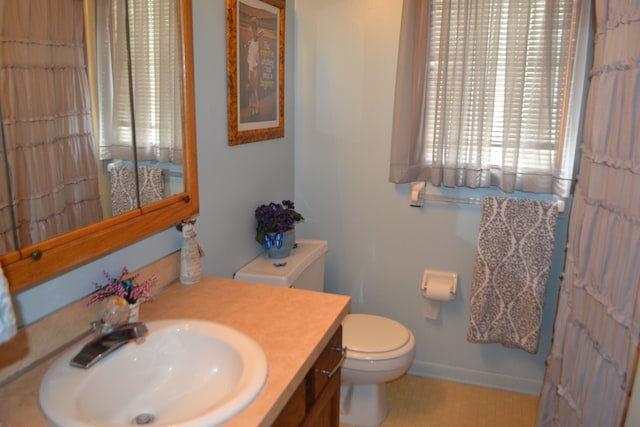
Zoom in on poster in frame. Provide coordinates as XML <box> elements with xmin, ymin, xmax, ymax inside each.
<box><xmin>226</xmin><ymin>0</ymin><xmax>285</xmax><ymax>146</ymax></box>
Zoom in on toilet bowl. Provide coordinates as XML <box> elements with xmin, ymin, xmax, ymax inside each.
<box><xmin>234</xmin><ymin>239</ymin><xmax>416</xmax><ymax>426</ymax></box>
<box><xmin>340</xmin><ymin>313</ymin><xmax>416</xmax><ymax>426</ymax></box>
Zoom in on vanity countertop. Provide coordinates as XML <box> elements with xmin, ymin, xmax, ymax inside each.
<box><xmin>0</xmin><ymin>276</ymin><xmax>351</xmax><ymax>426</ymax></box>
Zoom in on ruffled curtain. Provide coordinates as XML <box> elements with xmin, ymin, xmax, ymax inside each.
<box><xmin>537</xmin><ymin>1</ymin><xmax>640</xmax><ymax>426</ymax></box>
<box><xmin>389</xmin><ymin>0</ymin><xmax>588</xmax><ymax>203</ymax></box>
<box><xmin>0</xmin><ymin>0</ymin><xmax>102</xmax><ymax>253</ymax></box>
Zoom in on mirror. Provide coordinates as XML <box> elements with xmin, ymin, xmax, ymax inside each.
<box><xmin>0</xmin><ymin>0</ymin><xmax>198</xmax><ymax>293</ymax></box>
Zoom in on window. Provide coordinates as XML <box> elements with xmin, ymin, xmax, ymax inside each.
<box><xmin>389</xmin><ymin>0</ymin><xmax>591</xmax><ymax>202</ymax></box>
<box><xmin>91</xmin><ymin>0</ymin><xmax>183</xmax><ymax>165</ymax></box>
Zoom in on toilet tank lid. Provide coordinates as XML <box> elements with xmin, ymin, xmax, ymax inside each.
<box><xmin>233</xmin><ymin>239</ymin><xmax>328</xmax><ymax>288</ymax></box>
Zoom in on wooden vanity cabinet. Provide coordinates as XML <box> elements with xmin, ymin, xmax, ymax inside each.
<box><xmin>273</xmin><ymin>326</ymin><xmax>344</xmax><ymax>427</ymax></box>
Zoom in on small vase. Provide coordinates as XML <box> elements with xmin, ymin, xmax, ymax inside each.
<box><xmin>128</xmin><ymin>302</ymin><xmax>140</xmax><ymax>323</ymax></box>
<box><xmin>264</xmin><ymin>229</ymin><xmax>295</xmax><ymax>259</ymax></box>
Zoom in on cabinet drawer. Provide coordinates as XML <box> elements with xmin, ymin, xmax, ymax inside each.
<box><xmin>310</xmin><ymin>326</ymin><xmax>344</xmax><ymax>400</ymax></box>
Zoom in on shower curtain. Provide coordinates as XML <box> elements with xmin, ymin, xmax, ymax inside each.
<box><xmin>0</xmin><ymin>0</ymin><xmax>103</xmax><ymax>253</ymax></box>
<box><xmin>537</xmin><ymin>2</ymin><xmax>640</xmax><ymax>426</ymax></box>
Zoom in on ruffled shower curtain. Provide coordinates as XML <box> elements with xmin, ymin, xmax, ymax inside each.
<box><xmin>537</xmin><ymin>2</ymin><xmax>640</xmax><ymax>426</ymax></box>
<box><xmin>0</xmin><ymin>0</ymin><xmax>102</xmax><ymax>253</ymax></box>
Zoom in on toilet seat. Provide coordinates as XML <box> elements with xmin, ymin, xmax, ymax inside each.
<box><xmin>343</xmin><ymin>314</ymin><xmax>412</xmax><ymax>361</ymax></box>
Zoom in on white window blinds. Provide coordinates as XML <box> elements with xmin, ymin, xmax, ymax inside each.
<box><xmin>389</xmin><ymin>0</ymin><xmax>591</xmax><ymax>201</ymax></box>
<box><xmin>94</xmin><ymin>0</ymin><xmax>183</xmax><ymax>165</ymax></box>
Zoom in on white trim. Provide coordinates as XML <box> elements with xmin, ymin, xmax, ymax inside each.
<box><xmin>407</xmin><ymin>360</ymin><xmax>542</xmax><ymax>396</ymax></box>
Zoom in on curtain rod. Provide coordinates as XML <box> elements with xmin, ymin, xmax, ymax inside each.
<box><xmin>409</xmin><ymin>182</ymin><xmax>566</xmax><ymax>214</ymax></box>
<box><xmin>106</xmin><ymin>161</ymin><xmax>183</xmax><ymax>178</ymax></box>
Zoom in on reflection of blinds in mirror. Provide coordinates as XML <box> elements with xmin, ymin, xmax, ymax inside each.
<box><xmin>93</xmin><ymin>0</ymin><xmax>183</xmax><ymax>165</ymax></box>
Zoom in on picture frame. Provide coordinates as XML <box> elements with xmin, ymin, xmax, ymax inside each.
<box><xmin>226</xmin><ymin>0</ymin><xmax>285</xmax><ymax>146</ymax></box>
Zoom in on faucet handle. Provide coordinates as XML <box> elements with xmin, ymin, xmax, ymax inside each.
<box><xmin>128</xmin><ymin>322</ymin><xmax>149</xmax><ymax>343</ymax></box>
<box><xmin>100</xmin><ymin>296</ymin><xmax>130</xmax><ymax>325</ymax></box>
<box><xmin>91</xmin><ymin>319</ymin><xmax>113</xmax><ymax>339</ymax></box>
<box><xmin>91</xmin><ymin>296</ymin><xmax>131</xmax><ymax>339</ymax></box>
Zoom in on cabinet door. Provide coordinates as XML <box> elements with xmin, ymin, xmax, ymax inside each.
<box><xmin>303</xmin><ymin>327</ymin><xmax>343</xmax><ymax>427</ymax></box>
<box><xmin>301</xmin><ymin>369</ymin><xmax>340</xmax><ymax>427</ymax></box>
<box><xmin>273</xmin><ymin>326</ymin><xmax>344</xmax><ymax>427</ymax></box>
<box><xmin>272</xmin><ymin>380</ymin><xmax>307</xmax><ymax>427</ymax></box>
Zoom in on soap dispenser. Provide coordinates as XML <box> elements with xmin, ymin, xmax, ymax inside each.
<box><xmin>179</xmin><ymin>219</ymin><xmax>203</xmax><ymax>285</ymax></box>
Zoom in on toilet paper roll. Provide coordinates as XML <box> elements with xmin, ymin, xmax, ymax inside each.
<box><xmin>423</xmin><ymin>298</ymin><xmax>441</xmax><ymax>320</ymax></box>
<box><xmin>422</xmin><ymin>277</ymin><xmax>451</xmax><ymax>320</ymax></box>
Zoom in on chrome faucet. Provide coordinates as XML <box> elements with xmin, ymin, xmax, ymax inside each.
<box><xmin>70</xmin><ymin>322</ymin><xmax>149</xmax><ymax>369</ymax></box>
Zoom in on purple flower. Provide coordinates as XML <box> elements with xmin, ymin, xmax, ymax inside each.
<box><xmin>254</xmin><ymin>200</ymin><xmax>304</xmax><ymax>244</ymax></box>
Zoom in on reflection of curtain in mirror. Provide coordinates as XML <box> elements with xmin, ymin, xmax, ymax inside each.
<box><xmin>0</xmin><ymin>0</ymin><xmax>103</xmax><ymax>253</ymax></box>
<box><xmin>0</xmin><ymin>126</ymin><xmax>16</xmax><ymax>252</ymax></box>
<box><xmin>94</xmin><ymin>0</ymin><xmax>183</xmax><ymax>165</ymax></box>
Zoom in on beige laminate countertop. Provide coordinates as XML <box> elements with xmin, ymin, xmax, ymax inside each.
<box><xmin>0</xmin><ymin>276</ymin><xmax>351</xmax><ymax>427</ymax></box>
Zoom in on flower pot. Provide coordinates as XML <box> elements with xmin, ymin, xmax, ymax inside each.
<box><xmin>264</xmin><ymin>229</ymin><xmax>295</xmax><ymax>259</ymax></box>
<box><xmin>128</xmin><ymin>302</ymin><xmax>140</xmax><ymax>323</ymax></box>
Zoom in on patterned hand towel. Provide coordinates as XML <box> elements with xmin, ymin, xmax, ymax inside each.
<box><xmin>110</xmin><ymin>165</ymin><xmax>164</xmax><ymax>216</ymax></box>
<box><xmin>467</xmin><ymin>197</ymin><xmax>558</xmax><ymax>353</ymax></box>
<box><xmin>110</xmin><ymin>165</ymin><xmax>138</xmax><ymax>216</ymax></box>
<box><xmin>137</xmin><ymin>166</ymin><xmax>164</xmax><ymax>208</ymax></box>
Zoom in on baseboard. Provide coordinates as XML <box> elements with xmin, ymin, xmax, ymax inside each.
<box><xmin>407</xmin><ymin>360</ymin><xmax>542</xmax><ymax>396</ymax></box>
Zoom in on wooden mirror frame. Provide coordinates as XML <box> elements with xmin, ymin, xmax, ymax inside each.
<box><xmin>2</xmin><ymin>0</ymin><xmax>199</xmax><ymax>294</ymax></box>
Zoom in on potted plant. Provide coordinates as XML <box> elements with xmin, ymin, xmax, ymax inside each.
<box><xmin>88</xmin><ymin>266</ymin><xmax>157</xmax><ymax>322</ymax></box>
<box><xmin>254</xmin><ymin>200</ymin><xmax>304</xmax><ymax>258</ymax></box>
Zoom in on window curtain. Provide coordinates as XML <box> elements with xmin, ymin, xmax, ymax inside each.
<box><xmin>0</xmin><ymin>0</ymin><xmax>102</xmax><ymax>253</ymax></box>
<box><xmin>389</xmin><ymin>0</ymin><xmax>587</xmax><ymax>201</ymax></box>
<box><xmin>537</xmin><ymin>1</ymin><xmax>640</xmax><ymax>425</ymax></box>
<box><xmin>95</xmin><ymin>0</ymin><xmax>183</xmax><ymax>165</ymax></box>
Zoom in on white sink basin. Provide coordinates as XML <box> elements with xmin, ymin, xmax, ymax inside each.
<box><xmin>39</xmin><ymin>319</ymin><xmax>268</xmax><ymax>427</ymax></box>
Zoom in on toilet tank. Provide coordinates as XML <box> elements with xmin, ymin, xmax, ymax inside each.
<box><xmin>234</xmin><ymin>239</ymin><xmax>328</xmax><ymax>291</ymax></box>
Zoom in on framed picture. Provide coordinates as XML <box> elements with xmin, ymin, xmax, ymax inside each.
<box><xmin>226</xmin><ymin>0</ymin><xmax>285</xmax><ymax>146</ymax></box>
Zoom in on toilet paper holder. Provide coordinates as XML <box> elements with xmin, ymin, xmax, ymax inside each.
<box><xmin>421</xmin><ymin>269</ymin><xmax>457</xmax><ymax>300</ymax></box>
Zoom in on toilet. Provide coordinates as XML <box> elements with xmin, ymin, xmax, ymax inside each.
<box><xmin>234</xmin><ymin>239</ymin><xmax>416</xmax><ymax>426</ymax></box>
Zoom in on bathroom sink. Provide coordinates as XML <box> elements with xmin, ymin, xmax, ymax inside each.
<box><xmin>39</xmin><ymin>319</ymin><xmax>268</xmax><ymax>427</ymax></box>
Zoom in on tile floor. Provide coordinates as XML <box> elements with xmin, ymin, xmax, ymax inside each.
<box><xmin>340</xmin><ymin>375</ymin><xmax>539</xmax><ymax>427</ymax></box>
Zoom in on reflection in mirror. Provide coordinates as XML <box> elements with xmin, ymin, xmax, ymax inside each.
<box><xmin>0</xmin><ymin>0</ymin><xmax>103</xmax><ymax>254</ymax></box>
<box><xmin>0</xmin><ymin>0</ymin><xmax>185</xmax><ymax>255</ymax></box>
<box><xmin>0</xmin><ymin>0</ymin><xmax>199</xmax><ymax>293</ymax></box>
<box><xmin>90</xmin><ymin>0</ymin><xmax>185</xmax><ymax>216</ymax></box>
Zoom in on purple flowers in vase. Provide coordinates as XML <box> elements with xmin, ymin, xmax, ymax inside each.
<box><xmin>88</xmin><ymin>266</ymin><xmax>157</xmax><ymax>306</ymax></box>
<box><xmin>254</xmin><ymin>200</ymin><xmax>304</xmax><ymax>250</ymax></box>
